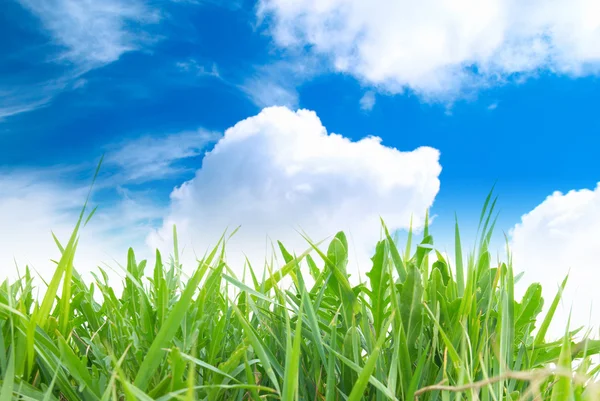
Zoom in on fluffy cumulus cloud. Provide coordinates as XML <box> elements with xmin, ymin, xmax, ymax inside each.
<box><xmin>148</xmin><ymin>106</ymin><xmax>442</xmax><ymax>280</ymax></box>
<box><xmin>257</xmin><ymin>0</ymin><xmax>600</xmax><ymax>98</ymax></box>
<box><xmin>0</xmin><ymin>169</ymin><xmax>160</xmax><ymax>286</ymax></box>
<box><xmin>510</xmin><ymin>184</ymin><xmax>600</xmax><ymax>340</ymax></box>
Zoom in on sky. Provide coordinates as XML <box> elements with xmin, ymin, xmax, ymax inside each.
<box><xmin>1</xmin><ymin>0</ymin><xmax>600</xmax><ymax>340</ymax></box>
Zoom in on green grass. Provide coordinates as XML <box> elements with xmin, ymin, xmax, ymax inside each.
<box><xmin>0</xmin><ymin>166</ymin><xmax>599</xmax><ymax>400</ymax></box>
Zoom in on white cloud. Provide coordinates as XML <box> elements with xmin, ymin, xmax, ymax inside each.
<box><xmin>241</xmin><ymin>58</ymin><xmax>323</xmax><ymax>109</ymax></box>
<box><xmin>360</xmin><ymin>91</ymin><xmax>376</xmax><ymax>111</ymax></box>
<box><xmin>104</xmin><ymin>128</ymin><xmax>220</xmax><ymax>183</ymax></box>
<box><xmin>0</xmin><ymin>170</ymin><xmax>160</xmax><ymax>287</ymax></box>
<box><xmin>510</xmin><ymin>184</ymin><xmax>600</xmax><ymax>340</ymax></box>
<box><xmin>0</xmin><ymin>77</ymin><xmax>70</xmax><ymax>121</ymax></box>
<box><xmin>0</xmin><ymin>98</ymin><xmax>51</xmax><ymax>121</ymax></box>
<box><xmin>258</xmin><ymin>0</ymin><xmax>600</xmax><ymax>98</ymax></box>
<box><xmin>18</xmin><ymin>0</ymin><xmax>160</xmax><ymax>69</ymax></box>
<box><xmin>176</xmin><ymin>59</ymin><xmax>221</xmax><ymax>78</ymax></box>
<box><xmin>148</xmin><ymin>106</ymin><xmax>442</xmax><ymax>281</ymax></box>
<box><xmin>0</xmin><ymin>124</ymin><xmax>227</xmax><ymax>287</ymax></box>
<box><xmin>1</xmin><ymin>109</ymin><xmax>440</xmax><ymax>295</ymax></box>
<box><xmin>242</xmin><ymin>79</ymin><xmax>299</xmax><ymax>109</ymax></box>
<box><xmin>2</xmin><ymin>0</ymin><xmax>160</xmax><ymax>119</ymax></box>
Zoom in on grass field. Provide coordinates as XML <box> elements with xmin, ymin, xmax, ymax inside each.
<box><xmin>1</xmin><ymin>168</ymin><xmax>599</xmax><ymax>400</ymax></box>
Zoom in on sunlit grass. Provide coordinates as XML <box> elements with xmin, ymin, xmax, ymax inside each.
<box><xmin>0</xmin><ymin>162</ymin><xmax>598</xmax><ymax>400</ymax></box>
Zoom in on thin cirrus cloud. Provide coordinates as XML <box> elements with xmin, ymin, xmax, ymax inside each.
<box><xmin>16</xmin><ymin>0</ymin><xmax>160</xmax><ymax>68</ymax></box>
<box><xmin>0</xmin><ymin>72</ymin><xmax>75</xmax><ymax>121</ymax></box>
<box><xmin>240</xmin><ymin>59</ymin><xmax>321</xmax><ymax>109</ymax></box>
<box><xmin>2</xmin><ymin>0</ymin><xmax>160</xmax><ymax>119</ymax></box>
<box><xmin>104</xmin><ymin>128</ymin><xmax>220</xmax><ymax>183</ymax></box>
<box><xmin>147</xmin><ymin>106</ymin><xmax>442</xmax><ymax>280</ymax></box>
<box><xmin>257</xmin><ymin>0</ymin><xmax>600</xmax><ymax>99</ymax></box>
<box><xmin>0</xmin><ymin>95</ymin><xmax>52</xmax><ymax>121</ymax></box>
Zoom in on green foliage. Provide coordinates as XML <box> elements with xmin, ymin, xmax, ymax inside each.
<box><xmin>0</xmin><ymin>168</ymin><xmax>598</xmax><ymax>400</ymax></box>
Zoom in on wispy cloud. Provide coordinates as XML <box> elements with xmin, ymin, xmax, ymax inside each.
<box><xmin>240</xmin><ymin>57</ymin><xmax>323</xmax><ymax>109</ymax></box>
<box><xmin>359</xmin><ymin>91</ymin><xmax>376</xmax><ymax>111</ymax></box>
<box><xmin>176</xmin><ymin>59</ymin><xmax>221</xmax><ymax>78</ymax></box>
<box><xmin>242</xmin><ymin>78</ymin><xmax>299</xmax><ymax>109</ymax></box>
<box><xmin>0</xmin><ymin>74</ymin><xmax>72</xmax><ymax>121</ymax></box>
<box><xmin>17</xmin><ymin>0</ymin><xmax>160</xmax><ymax>68</ymax></box>
<box><xmin>104</xmin><ymin>128</ymin><xmax>220</xmax><ymax>183</ymax></box>
<box><xmin>0</xmin><ymin>97</ymin><xmax>51</xmax><ymax>121</ymax></box>
<box><xmin>2</xmin><ymin>0</ymin><xmax>160</xmax><ymax>119</ymax></box>
<box><xmin>1</xmin><ymin>127</ymin><xmax>220</xmax><ymax>189</ymax></box>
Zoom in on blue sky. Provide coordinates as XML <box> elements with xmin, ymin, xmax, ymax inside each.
<box><xmin>1</xmin><ymin>0</ymin><xmax>600</xmax><ymax>337</ymax></box>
